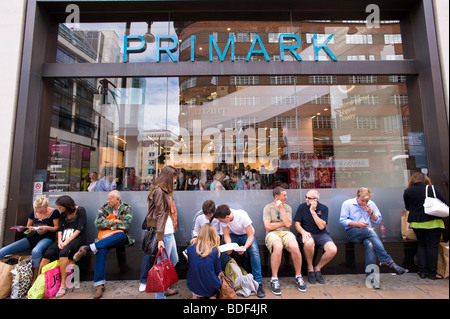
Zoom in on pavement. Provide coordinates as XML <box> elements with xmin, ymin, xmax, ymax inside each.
<box><xmin>59</xmin><ymin>273</ymin><xmax>449</xmax><ymax>299</ymax></box>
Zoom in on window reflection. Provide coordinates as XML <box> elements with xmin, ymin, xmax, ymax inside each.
<box><xmin>42</xmin><ymin>74</ymin><xmax>411</xmax><ymax>193</ymax></box>
<box><xmin>39</xmin><ymin>18</ymin><xmax>412</xmax><ymax>193</ymax></box>
<box><xmin>56</xmin><ymin>19</ymin><xmax>403</xmax><ymax>63</ymax></box>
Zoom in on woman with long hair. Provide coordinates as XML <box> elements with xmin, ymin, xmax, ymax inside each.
<box><xmin>403</xmin><ymin>172</ymin><xmax>448</xmax><ymax>279</ymax></box>
<box><xmin>187</xmin><ymin>223</ymin><xmax>222</xmax><ymax>299</ymax></box>
<box><xmin>39</xmin><ymin>195</ymin><xmax>87</xmax><ymax>297</ymax></box>
<box><xmin>139</xmin><ymin>165</ymin><xmax>179</xmax><ymax>298</ymax></box>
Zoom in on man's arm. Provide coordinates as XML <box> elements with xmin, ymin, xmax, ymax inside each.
<box><xmin>242</xmin><ymin>224</ymin><xmax>255</xmax><ymax>251</ymax></box>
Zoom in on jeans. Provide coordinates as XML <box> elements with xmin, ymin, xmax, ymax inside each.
<box><xmin>0</xmin><ymin>237</ymin><xmax>53</xmax><ymax>269</ymax></box>
<box><xmin>91</xmin><ymin>232</ymin><xmax>127</xmax><ymax>286</ymax></box>
<box><xmin>155</xmin><ymin>233</ymin><xmax>178</xmax><ymax>299</ymax></box>
<box><xmin>229</xmin><ymin>233</ymin><xmax>263</xmax><ymax>283</ymax></box>
<box><xmin>413</xmin><ymin>228</ymin><xmax>442</xmax><ymax>275</ymax></box>
<box><xmin>345</xmin><ymin>227</ymin><xmax>393</xmax><ymax>275</ymax></box>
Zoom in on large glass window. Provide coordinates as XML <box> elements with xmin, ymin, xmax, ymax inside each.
<box><xmin>38</xmin><ymin>18</ymin><xmax>415</xmax><ymax>195</ymax></box>
<box><xmin>40</xmin><ymin>73</ymin><xmax>412</xmax><ymax>193</ymax></box>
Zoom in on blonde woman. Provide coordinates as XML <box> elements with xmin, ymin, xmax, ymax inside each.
<box><xmin>187</xmin><ymin>223</ymin><xmax>221</xmax><ymax>299</ymax></box>
<box><xmin>0</xmin><ymin>196</ymin><xmax>60</xmax><ymax>283</ymax></box>
<box><xmin>210</xmin><ymin>171</ymin><xmax>225</xmax><ymax>190</ymax></box>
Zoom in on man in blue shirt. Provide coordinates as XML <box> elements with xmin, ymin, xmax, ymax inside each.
<box><xmin>95</xmin><ymin>169</ymin><xmax>116</xmax><ymax>192</ymax></box>
<box><xmin>339</xmin><ymin>187</ymin><xmax>408</xmax><ymax>279</ymax></box>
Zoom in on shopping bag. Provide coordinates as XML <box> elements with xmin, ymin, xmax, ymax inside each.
<box><xmin>145</xmin><ymin>247</ymin><xmax>178</xmax><ymax>293</ymax></box>
<box><xmin>437</xmin><ymin>241</ymin><xmax>449</xmax><ymax>278</ymax></box>
<box><xmin>10</xmin><ymin>257</ymin><xmax>33</xmax><ymax>299</ymax></box>
<box><xmin>401</xmin><ymin>211</ymin><xmax>417</xmax><ymax>241</ymax></box>
<box><xmin>44</xmin><ymin>260</ymin><xmax>75</xmax><ymax>299</ymax></box>
<box><xmin>28</xmin><ymin>260</ymin><xmax>59</xmax><ymax>299</ymax></box>
<box><xmin>0</xmin><ymin>255</ymin><xmax>26</xmax><ymax>299</ymax></box>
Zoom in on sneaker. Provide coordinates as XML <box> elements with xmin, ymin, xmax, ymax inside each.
<box><xmin>270</xmin><ymin>279</ymin><xmax>281</xmax><ymax>295</ymax></box>
<box><xmin>139</xmin><ymin>283</ymin><xmax>146</xmax><ymax>292</ymax></box>
<box><xmin>182</xmin><ymin>249</ymin><xmax>189</xmax><ymax>262</ymax></box>
<box><xmin>256</xmin><ymin>283</ymin><xmax>265</xmax><ymax>298</ymax></box>
<box><xmin>296</xmin><ymin>276</ymin><xmax>307</xmax><ymax>292</ymax></box>
<box><xmin>380</xmin><ymin>261</ymin><xmax>408</xmax><ymax>275</ymax></box>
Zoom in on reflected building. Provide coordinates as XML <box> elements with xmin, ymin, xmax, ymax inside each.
<box><xmin>174</xmin><ymin>20</ymin><xmax>409</xmax><ymax>189</ymax></box>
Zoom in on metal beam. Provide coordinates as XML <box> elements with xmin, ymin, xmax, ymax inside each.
<box><xmin>42</xmin><ymin>60</ymin><xmax>419</xmax><ymax>78</ymax></box>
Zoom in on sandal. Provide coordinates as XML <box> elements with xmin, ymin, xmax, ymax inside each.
<box><xmin>56</xmin><ymin>287</ymin><xmax>67</xmax><ymax>298</ymax></box>
<box><xmin>429</xmin><ymin>273</ymin><xmax>444</xmax><ymax>280</ymax></box>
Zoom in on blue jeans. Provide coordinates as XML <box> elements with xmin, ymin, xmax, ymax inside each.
<box><xmin>91</xmin><ymin>232</ymin><xmax>127</xmax><ymax>286</ymax></box>
<box><xmin>0</xmin><ymin>237</ymin><xmax>53</xmax><ymax>269</ymax></box>
<box><xmin>345</xmin><ymin>227</ymin><xmax>393</xmax><ymax>275</ymax></box>
<box><xmin>229</xmin><ymin>233</ymin><xmax>263</xmax><ymax>283</ymax></box>
<box><xmin>155</xmin><ymin>233</ymin><xmax>178</xmax><ymax>299</ymax></box>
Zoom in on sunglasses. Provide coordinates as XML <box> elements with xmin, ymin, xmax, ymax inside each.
<box><xmin>306</xmin><ymin>196</ymin><xmax>317</xmax><ymax>200</ymax></box>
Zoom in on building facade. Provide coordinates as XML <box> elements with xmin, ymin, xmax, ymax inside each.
<box><xmin>0</xmin><ymin>0</ymin><xmax>448</xmax><ymax>278</ymax></box>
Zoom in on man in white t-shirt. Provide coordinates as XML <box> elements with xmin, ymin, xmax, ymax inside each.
<box><xmin>214</xmin><ymin>204</ymin><xmax>265</xmax><ymax>298</ymax></box>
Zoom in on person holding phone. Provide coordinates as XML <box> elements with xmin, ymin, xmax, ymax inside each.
<box><xmin>263</xmin><ymin>187</ymin><xmax>304</xmax><ymax>294</ymax></box>
<box><xmin>339</xmin><ymin>187</ymin><xmax>408</xmax><ymax>281</ymax></box>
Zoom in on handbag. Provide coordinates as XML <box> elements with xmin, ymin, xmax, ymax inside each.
<box><xmin>423</xmin><ymin>185</ymin><xmax>449</xmax><ymax>218</ymax></box>
<box><xmin>141</xmin><ymin>226</ymin><xmax>159</xmax><ymax>256</ymax></box>
<box><xmin>217</xmin><ymin>271</ymin><xmax>237</xmax><ymax>299</ymax></box>
<box><xmin>145</xmin><ymin>247</ymin><xmax>178</xmax><ymax>293</ymax></box>
<box><xmin>98</xmin><ymin>213</ymin><xmax>124</xmax><ymax>240</ymax></box>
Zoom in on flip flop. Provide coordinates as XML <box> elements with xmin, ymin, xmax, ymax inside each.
<box><xmin>56</xmin><ymin>287</ymin><xmax>67</xmax><ymax>298</ymax></box>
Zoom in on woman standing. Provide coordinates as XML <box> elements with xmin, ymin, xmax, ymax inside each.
<box><xmin>139</xmin><ymin>165</ymin><xmax>179</xmax><ymax>298</ymax></box>
<box><xmin>0</xmin><ymin>196</ymin><xmax>60</xmax><ymax>283</ymax></box>
<box><xmin>403</xmin><ymin>172</ymin><xmax>448</xmax><ymax>279</ymax></box>
<box><xmin>39</xmin><ymin>195</ymin><xmax>87</xmax><ymax>297</ymax></box>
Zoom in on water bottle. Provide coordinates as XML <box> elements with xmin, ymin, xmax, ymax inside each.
<box><xmin>380</xmin><ymin>222</ymin><xmax>386</xmax><ymax>240</ymax></box>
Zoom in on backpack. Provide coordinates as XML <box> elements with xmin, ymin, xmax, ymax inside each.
<box><xmin>224</xmin><ymin>258</ymin><xmax>247</xmax><ymax>291</ymax></box>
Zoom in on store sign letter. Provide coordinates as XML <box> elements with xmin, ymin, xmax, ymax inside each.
<box><xmin>123</xmin><ymin>33</ymin><xmax>337</xmax><ymax>63</ymax></box>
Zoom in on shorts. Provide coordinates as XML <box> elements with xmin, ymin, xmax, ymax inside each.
<box><xmin>265</xmin><ymin>231</ymin><xmax>297</xmax><ymax>253</ymax></box>
<box><xmin>297</xmin><ymin>232</ymin><xmax>334</xmax><ymax>250</ymax></box>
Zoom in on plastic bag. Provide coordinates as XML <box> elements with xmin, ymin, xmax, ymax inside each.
<box><xmin>10</xmin><ymin>257</ymin><xmax>32</xmax><ymax>299</ymax></box>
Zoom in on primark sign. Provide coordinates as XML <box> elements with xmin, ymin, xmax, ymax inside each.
<box><xmin>123</xmin><ymin>33</ymin><xmax>337</xmax><ymax>63</ymax></box>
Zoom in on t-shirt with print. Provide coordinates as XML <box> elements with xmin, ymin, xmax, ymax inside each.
<box><xmin>220</xmin><ymin>209</ymin><xmax>254</xmax><ymax>235</ymax></box>
<box><xmin>263</xmin><ymin>202</ymin><xmax>293</xmax><ymax>235</ymax></box>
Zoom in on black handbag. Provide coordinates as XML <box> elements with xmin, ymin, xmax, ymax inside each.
<box><xmin>141</xmin><ymin>226</ymin><xmax>159</xmax><ymax>256</ymax></box>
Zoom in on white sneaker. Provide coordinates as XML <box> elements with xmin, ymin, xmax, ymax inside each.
<box><xmin>139</xmin><ymin>283</ymin><xmax>146</xmax><ymax>292</ymax></box>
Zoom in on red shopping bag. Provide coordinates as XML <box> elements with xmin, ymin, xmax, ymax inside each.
<box><xmin>145</xmin><ymin>247</ymin><xmax>178</xmax><ymax>293</ymax></box>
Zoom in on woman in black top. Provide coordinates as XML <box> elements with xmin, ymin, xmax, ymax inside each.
<box><xmin>403</xmin><ymin>172</ymin><xmax>447</xmax><ymax>279</ymax></box>
<box><xmin>0</xmin><ymin>196</ymin><xmax>59</xmax><ymax>283</ymax></box>
<box><xmin>39</xmin><ymin>195</ymin><xmax>87</xmax><ymax>297</ymax></box>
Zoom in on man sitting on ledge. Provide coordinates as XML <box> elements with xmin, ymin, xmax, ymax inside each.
<box><xmin>339</xmin><ymin>187</ymin><xmax>407</xmax><ymax>284</ymax></box>
<box><xmin>73</xmin><ymin>190</ymin><xmax>134</xmax><ymax>299</ymax></box>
